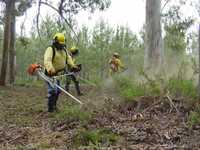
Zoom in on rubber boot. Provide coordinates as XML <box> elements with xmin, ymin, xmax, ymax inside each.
<box><xmin>65</xmin><ymin>83</ymin><xmax>70</xmax><ymax>92</ymax></box>
<box><xmin>48</xmin><ymin>95</ymin><xmax>56</xmax><ymax>112</ymax></box>
<box><xmin>75</xmin><ymin>81</ymin><xmax>83</xmax><ymax>96</ymax></box>
<box><xmin>53</xmin><ymin>94</ymin><xmax>59</xmax><ymax>112</ymax></box>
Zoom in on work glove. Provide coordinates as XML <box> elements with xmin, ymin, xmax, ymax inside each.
<box><xmin>77</xmin><ymin>64</ymin><xmax>82</xmax><ymax>71</ymax></box>
<box><xmin>71</xmin><ymin>64</ymin><xmax>81</xmax><ymax>73</ymax></box>
<box><xmin>48</xmin><ymin>68</ymin><xmax>56</xmax><ymax>76</ymax></box>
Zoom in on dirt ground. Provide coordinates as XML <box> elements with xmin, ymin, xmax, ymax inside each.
<box><xmin>0</xmin><ymin>84</ymin><xmax>200</xmax><ymax>150</ymax></box>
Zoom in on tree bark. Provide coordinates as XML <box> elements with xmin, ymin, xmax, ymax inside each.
<box><xmin>0</xmin><ymin>0</ymin><xmax>12</xmax><ymax>85</ymax></box>
<box><xmin>198</xmin><ymin>24</ymin><xmax>200</xmax><ymax>99</ymax></box>
<box><xmin>9</xmin><ymin>0</ymin><xmax>16</xmax><ymax>84</ymax></box>
<box><xmin>144</xmin><ymin>0</ymin><xmax>162</xmax><ymax>72</ymax></box>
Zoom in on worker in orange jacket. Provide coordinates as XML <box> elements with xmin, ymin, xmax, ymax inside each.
<box><xmin>109</xmin><ymin>52</ymin><xmax>126</xmax><ymax>75</ymax></box>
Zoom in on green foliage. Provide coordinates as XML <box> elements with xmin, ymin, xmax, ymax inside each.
<box><xmin>165</xmin><ymin>60</ymin><xmax>198</xmax><ymax>100</ymax></box>
<box><xmin>57</xmin><ymin>0</ymin><xmax>111</xmax><ymax>15</ymax></box>
<box><xmin>139</xmin><ymin>62</ymin><xmax>198</xmax><ymax>99</ymax></box>
<box><xmin>114</xmin><ymin>75</ymin><xmax>145</xmax><ymax>101</ymax></box>
<box><xmin>38</xmin><ymin>142</ymin><xmax>52</xmax><ymax>149</ymax></box>
<box><xmin>15</xmin><ymin>17</ymin><xmax>143</xmax><ymax>84</ymax></box>
<box><xmin>15</xmin><ymin>0</ymin><xmax>33</xmax><ymax>16</ymax></box>
<box><xmin>14</xmin><ymin>78</ymin><xmax>43</xmax><ymax>87</ymax></box>
<box><xmin>187</xmin><ymin>109</ymin><xmax>200</xmax><ymax>127</ymax></box>
<box><xmin>139</xmin><ymin>69</ymin><xmax>167</xmax><ymax>96</ymax></box>
<box><xmin>55</xmin><ymin>105</ymin><xmax>92</xmax><ymax>122</ymax></box>
<box><xmin>164</xmin><ymin>24</ymin><xmax>187</xmax><ymax>53</ymax></box>
<box><xmin>163</xmin><ymin>5</ymin><xmax>194</xmax><ymax>53</ymax></box>
<box><xmin>188</xmin><ymin>32</ymin><xmax>199</xmax><ymax>56</ymax></box>
<box><xmin>73</xmin><ymin>128</ymin><xmax>119</xmax><ymax>147</ymax></box>
<box><xmin>191</xmin><ymin>57</ymin><xmax>199</xmax><ymax>76</ymax></box>
<box><xmin>110</xmin><ymin>58</ymin><xmax>198</xmax><ymax>102</ymax></box>
<box><xmin>167</xmin><ymin>77</ymin><xmax>198</xmax><ymax>99</ymax></box>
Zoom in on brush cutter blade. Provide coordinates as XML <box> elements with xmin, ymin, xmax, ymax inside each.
<box><xmin>27</xmin><ymin>64</ymin><xmax>41</xmax><ymax>75</ymax></box>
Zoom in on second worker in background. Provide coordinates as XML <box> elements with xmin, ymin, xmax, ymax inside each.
<box><xmin>109</xmin><ymin>52</ymin><xmax>126</xmax><ymax>76</ymax></box>
<box><xmin>65</xmin><ymin>46</ymin><xmax>83</xmax><ymax>96</ymax></box>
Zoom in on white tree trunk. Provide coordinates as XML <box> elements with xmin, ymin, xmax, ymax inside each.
<box><xmin>144</xmin><ymin>0</ymin><xmax>162</xmax><ymax>71</ymax></box>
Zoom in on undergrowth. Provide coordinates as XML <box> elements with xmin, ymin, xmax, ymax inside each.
<box><xmin>113</xmin><ymin>75</ymin><xmax>145</xmax><ymax>101</ymax></box>
<box><xmin>54</xmin><ymin>105</ymin><xmax>92</xmax><ymax>122</ymax></box>
<box><xmin>113</xmin><ymin>65</ymin><xmax>198</xmax><ymax>102</ymax></box>
<box><xmin>187</xmin><ymin>110</ymin><xmax>200</xmax><ymax>128</ymax></box>
<box><xmin>73</xmin><ymin>128</ymin><xmax>119</xmax><ymax>148</ymax></box>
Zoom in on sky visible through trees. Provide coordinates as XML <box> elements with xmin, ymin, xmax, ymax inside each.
<box><xmin>15</xmin><ymin>0</ymin><xmax>200</xmax><ymax>36</ymax></box>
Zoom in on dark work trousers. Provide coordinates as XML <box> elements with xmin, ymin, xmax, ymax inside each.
<box><xmin>65</xmin><ymin>74</ymin><xmax>82</xmax><ymax>96</ymax></box>
<box><xmin>47</xmin><ymin>80</ymin><xmax>61</xmax><ymax>112</ymax></box>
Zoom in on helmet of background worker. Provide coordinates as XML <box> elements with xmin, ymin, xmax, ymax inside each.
<box><xmin>69</xmin><ymin>46</ymin><xmax>79</xmax><ymax>56</ymax></box>
<box><xmin>53</xmin><ymin>33</ymin><xmax>66</xmax><ymax>49</ymax></box>
<box><xmin>113</xmin><ymin>52</ymin><xmax>120</xmax><ymax>58</ymax></box>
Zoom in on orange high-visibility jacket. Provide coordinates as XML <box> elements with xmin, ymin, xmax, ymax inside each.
<box><xmin>109</xmin><ymin>57</ymin><xmax>124</xmax><ymax>72</ymax></box>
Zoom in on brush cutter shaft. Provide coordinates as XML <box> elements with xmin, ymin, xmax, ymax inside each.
<box><xmin>55</xmin><ymin>83</ymin><xmax>83</xmax><ymax>105</ymax></box>
<box><xmin>53</xmin><ymin>72</ymin><xmax>75</xmax><ymax>79</ymax></box>
<box><xmin>37</xmin><ymin>69</ymin><xmax>83</xmax><ymax>105</ymax></box>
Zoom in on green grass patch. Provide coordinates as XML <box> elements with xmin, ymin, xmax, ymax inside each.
<box><xmin>114</xmin><ymin>75</ymin><xmax>145</xmax><ymax>101</ymax></box>
<box><xmin>113</xmin><ymin>69</ymin><xmax>198</xmax><ymax>103</ymax></box>
<box><xmin>55</xmin><ymin>105</ymin><xmax>92</xmax><ymax>122</ymax></box>
<box><xmin>167</xmin><ymin>77</ymin><xmax>198</xmax><ymax>100</ymax></box>
<box><xmin>73</xmin><ymin>128</ymin><xmax>119</xmax><ymax>147</ymax></box>
<box><xmin>187</xmin><ymin>109</ymin><xmax>200</xmax><ymax>128</ymax></box>
<box><xmin>38</xmin><ymin>142</ymin><xmax>52</xmax><ymax>149</ymax></box>
<box><xmin>15</xmin><ymin>78</ymin><xmax>43</xmax><ymax>87</ymax></box>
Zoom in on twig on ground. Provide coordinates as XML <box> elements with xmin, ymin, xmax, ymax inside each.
<box><xmin>141</xmin><ymin>99</ymin><xmax>162</xmax><ymax>114</ymax></box>
<box><xmin>165</xmin><ymin>91</ymin><xmax>180</xmax><ymax>114</ymax></box>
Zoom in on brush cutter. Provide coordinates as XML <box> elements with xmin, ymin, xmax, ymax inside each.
<box><xmin>53</xmin><ymin>72</ymin><xmax>75</xmax><ymax>79</ymax></box>
<box><xmin>27</xmin><ymin>64</ymin><xmax>83</xmax><ymax>105</ymax></box>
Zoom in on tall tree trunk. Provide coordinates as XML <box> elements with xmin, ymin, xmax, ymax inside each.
<box><xmin>9</xmin><ymin>0</ymin><xmax>16</xmax><ymax>84</ymax></box>
<box><xmin>144</xmin><ymin>0</ymin><xmax>162</xmax><ymax>72</ymax></box>
<box><xmin>198</xmin><ymin>24</ymin><xmax>200</xmax><ymax>99</ymax></box>
<box><xmin>0</xmin><ymin>0</ymin><xmax>12</xmax><ymax>85</ymax></box>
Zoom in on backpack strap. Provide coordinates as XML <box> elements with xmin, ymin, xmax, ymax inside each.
<box><xmin>51</xmin><ymin>45</ymin><xmax>69</xmax><ymax>64</ymax></box>
<box><xmin>51</xmin><ymin>45</ymin><xmax>56</xmax><ymax>62</ymax></box>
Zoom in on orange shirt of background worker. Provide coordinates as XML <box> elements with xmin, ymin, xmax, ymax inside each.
<box><xmin>109</xmin><ymin>52</ymin><xmax>125</xmax><ymax>75</ymax></box>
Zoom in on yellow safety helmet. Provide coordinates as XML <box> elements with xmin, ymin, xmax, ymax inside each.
<box><xmin>53</xmin><ymin>33</ymin><xmax>65</xmax><ymax>45</ymax></box>
<box><xmin>113</xmin><ymin>52</ymin><xmax>120</xmax><ymax>58</ymax></box>
<box><xmin>69</xmin><ymin>46</ymin><xmax>79</xmax><ymax>55</ymax></box>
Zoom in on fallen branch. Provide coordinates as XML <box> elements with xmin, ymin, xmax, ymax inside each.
<box><xmin>165</xmin><ymin>91</ymin><xmax>180</xmax><ymax>114</ymax></box>
<box><xmin>141</xmin><ymin>99</ymin><xmax>162</xmax><ymax>114</ymax></box>
<box><xmin>7</xmin><ymin>132</ymin><xmax>27</xmax><ymax>144</ymax></box>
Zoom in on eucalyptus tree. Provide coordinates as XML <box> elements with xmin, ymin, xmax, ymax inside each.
<box><xmin>0</xmin><ymin>0</ymin><xmax>14</xmax><ymax>85</ymax></box>
<box><xmin>145</xmin><ymin>0</ymin><xmax>162</xmax><ymax>72</ymax></box>
<box><xmin>0</xmin><ymin>0</ymin><xmax>33</xmax><ymax>85</ymax></box>
<box><xmin>163</xmin><ymin>5</ymin><xmax>194</xmax><ymax>54</ymax></box>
